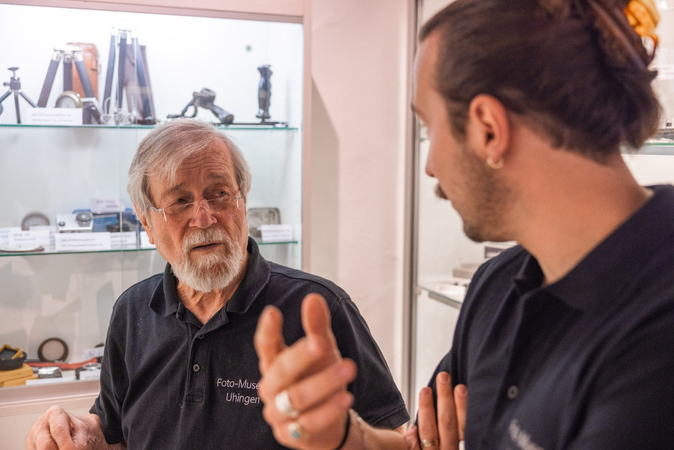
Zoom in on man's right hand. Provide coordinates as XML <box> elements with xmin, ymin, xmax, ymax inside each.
<box><xmin>26</xmin><ymin>406</ymin><xmax>118</xmax><ymax>450</ymax></box>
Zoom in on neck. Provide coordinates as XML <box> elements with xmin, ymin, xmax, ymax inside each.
<box><xmin>176</xmin><ymin>252</ymin><xmax>249</xmax><ymax>324</ymax></box>
<box><xmin>504</xmin><ymin>133</ymin><xmax>651</xmax><ymax>284</ymax></box>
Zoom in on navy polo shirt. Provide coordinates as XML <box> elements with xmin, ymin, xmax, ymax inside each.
<box><xmin>430</xmin><ymin>185</ymin><xmax>674</xmax><ymax>449</ymax></box>
<box><xmin>92</xmin><ymin>237</ymin><xmax>409</xmax><ymax>449</ymax></box>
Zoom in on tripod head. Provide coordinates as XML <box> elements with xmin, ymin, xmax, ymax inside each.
<box><xmin>3</xmin><ymin>67</ymin><xmax>21</xmax><ymax>90</ymax></box>
<box><xmin>0</xmin><ymin>66</ymin><xmax>37</xmax><ymax>122</ymax></box>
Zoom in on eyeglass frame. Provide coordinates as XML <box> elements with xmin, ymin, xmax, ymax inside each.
<box><xmin>149</xmin><ymin>192</ymin><xmax>243</xmax><ymax>222</ymax></box>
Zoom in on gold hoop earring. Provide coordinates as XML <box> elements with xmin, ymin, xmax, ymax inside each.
<box><xmin>486</xmin><ymin>156</ymin><xmax>504</xmax><ymax>170</ymax></box>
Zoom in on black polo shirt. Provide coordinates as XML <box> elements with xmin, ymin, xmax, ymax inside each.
<box><xmin>93</xmin><ymin>237</ymin><xmax>409</xmax><ymax>449</ymax></box>
<box><xmin>430</xmin><ymin>184</ymin><xmax>674</xmax><ymax>449</ymax></box>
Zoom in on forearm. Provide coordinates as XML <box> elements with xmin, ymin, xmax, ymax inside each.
<box><xmin>85</xmin><ymin>413</ymin><xmax>127</xmax><ymax>450</ymax></box>
<box><xmin>342</xmin><ymin>410</ymin><xmax>407</xmax><ymax>450</ymax></box>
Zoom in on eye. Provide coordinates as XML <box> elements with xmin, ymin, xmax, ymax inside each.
<box><xmin>174</xmin><ymin>197</ymin><xmax>189</xmax><ymax>205</ymax></box>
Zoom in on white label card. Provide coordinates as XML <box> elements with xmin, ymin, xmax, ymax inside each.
<box><xmin>139</xmin><ymin>231</ymin><xmax>155</xmax><ymax>249</ymax></box>
<box><xmin>55</xmin><ymin>232</ymin><xmax>112</xmax><ymax>252</ymax></box>
<box><xmin>83</xmin><ymin>346</ymin><xmax>105</xmax><ymax>359</ymax></box>
<box><xmin>78</xmin><ymin>369</ymin><xmax>102</xmax><ymax>381</ymax></box>
<box><xmin>24</xmin><ymin>108</ymin><xmax>83</xmax><ymax>126</ymax></box>
<box><xmin>260</xmin><ymin>224</ymin><xmax>293</xmax><ymax>243</ymax></box>
<box><xmin>0</xmin><ymin>227</ymin><xmax>21</xmax><ymax>245</ymax></box>
<box><xmin>8</xmin><ymin>230</ymin><xmax>51</xmax><ymax>249</ymax></box>
<box><xmin>92</xmin><ymin>198</ymin><xmax>125</xmax><ymax>213</ymax></box>
<box><xmin>110</xmin><ymin>231</ymin><xmax>137</xmax><ymax>248</ymax></box>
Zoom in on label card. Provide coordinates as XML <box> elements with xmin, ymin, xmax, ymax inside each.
<box><xmin>260</xmin><ymin>224</ymin><xmax>293</xmax><ymax>243</ymax></box>
<box><xmin>110</xmin><ymin>231</ymin><xmax>137</xmax><ymax>248</ymax></box>
<box><xmin>24</xmin><ymin>108</ymin><xmax>82</xmax><ymax>126</ymax></box>
<box><xmin>83</xmin><ymin>346</ymin><xmax>105</xmax><ymax>359</ymax></box>
<box><xmin>91</xmin><ymin>198</ymin><xmax>125</xmax><ymax>213</ymax></box>
<box><xmin>78</xmin><ymin>368</ymin><xmax>102</xmax><ymax>381</ymax></box>
<box><xmin>139</xmin><ymin>231</ymin><xmax>155</xmax><ymax>249</ymax></box>
<box><xmin>55</xmin><ymin>232</ymin><xmax>111</xmax><ymax>252</ymax></box>
<box><xmin>0</xmin><ymin>227</ymin><xmax>21</xmax><ymax>245</ymax></box>
<box><xmin>8</xmin><ymin>230</ymin><xmax>51</xmax><ymax>249</ymax></box>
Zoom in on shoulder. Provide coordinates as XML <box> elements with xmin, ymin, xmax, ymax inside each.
<box><xmin>466</xmin><ymin>245</ymin><xmax>528</xmax><ymax>301</ymax></box>
<box><xmin>113</xmin><ymin>272</ymin><xmax>164</xmax><ymax>313</ymax></box>
<box><xmin>267</xmin><ymin>262</ymin><xmax>351</xmax><ymax>311</ymax></box>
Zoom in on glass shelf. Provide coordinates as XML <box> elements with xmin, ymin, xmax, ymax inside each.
<box><xmin>0</xmin><ymin>239</ymin><xmax>299</xmax><ymax>257</ymax></box>
<box><xmin>0</xmin><ymin>123</ymin><xmax>298</xmax><ymax>131</ymax></box>
<box><xmin>419</xmin><ymin>283</ymin><xmax>464</xmax><ymax>310</ymax></box>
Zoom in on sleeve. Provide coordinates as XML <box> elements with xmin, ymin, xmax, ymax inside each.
<box><xmin>567</xmin><ymin>311</ymin><xmax>674</xmax><ymax>449</ymax></box>
<box><xmin>329</xmin><ymin>296</ymin><xmax>410</xmax><ymax>429</ymax></box>
<box><xmin>90</xmin><ymin>301</ymin><xmax>130</xmax><ymax>445</ymax></box>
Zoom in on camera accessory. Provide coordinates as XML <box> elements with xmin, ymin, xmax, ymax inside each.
<box><xmin>0</xmin><ymin>67</ymin><xmax>38</xmax><ymax>123</ymax></box>
<box><xmin>57</xmin><ymin>212</ymin><xmax>94</xmax><ymax>233</ymax></box>
<box><xmin>256</xmin><ymin>65</ymin><xmax>272</xmax><ymax>121</ymax></box>
<box><xmin>75</xmin><ymin>362</ymin><xmax>101</xmax><ymax>380</ymax></box>
<box><xmin>37</xmin><ymin>366</ymin><xmax>63</xmax><ymax>379</ymax></box>
<box><xmin>168</xmin><ymin>88</ymin><xmax>234</xmax><ymax>125</ymax></box>
<box><xmin>37</xmin><ymin>338</ymin><xmax>69</xmax><ymax>362</ymax></box>
<box><xmin>0</xmin><ymin>345</ymin><xmax>26</xmax><ymax>371</ymax></box>
<box><xmin>55</xmin><ymin>90</ymin><xmax>83</xmax><ymax>108</ymax></box>
<box><xmin>21</xmin><ymin>211</ymin><xmax>50</xmax><ymax>231</ymax></box>
<box><xmin>248</xmin><ymin>207</ymin><xmax>281</xmax><ymax>238</ymax></box>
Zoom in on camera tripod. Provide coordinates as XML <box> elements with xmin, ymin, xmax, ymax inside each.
<box><xmin>102</xmin><ymin>26</ymin><xmax>154</xmax><ymax>124</ymax></box>
<box><xmin>0</xmin><ymin>67</ymin><xmax>37</xmax><ymax>124</ymax></box>
<box><xmin>37</xmin><ymin>45</ymin><xmax>97</xmax><ymax>107</ymax></box>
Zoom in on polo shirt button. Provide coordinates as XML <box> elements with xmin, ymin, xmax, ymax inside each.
<box><xmin>507</xmin><ymin>385</ymin><xmax>519</xmax><ymax>399</ymax></box>
<box><xmin>193</xmin><ymin>364</ymin><xmax>201</xmax><ymax>372</ymax></box>
<box><xmin>198</xmin><ymin>335</ymin><xmax>204</xmax><ymax>339</ymax></box>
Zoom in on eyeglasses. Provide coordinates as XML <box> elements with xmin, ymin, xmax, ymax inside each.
<box><xmin>150</xmin><ymin>192</ymin><xmax>243</xmax><ymax>222</ymax></box>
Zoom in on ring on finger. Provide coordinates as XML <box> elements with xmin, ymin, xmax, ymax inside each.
<box><xmin>459</xmin><ymin>440</ymin><xmax>465</xmax><ymax>450</ymax></box>
<box><xmin>288</xmin><ymin>421</ymin><xmax>308</xmax><ymax>440</ymax></box>
<box><xmin>275</xmin><ymin>390</ymin><xmax>299</xmax><ymax>419</ymax></box>
<box><xmin>421</xmin><ymin>438</ymin><xmax>440</xmax><ymax>448</ymax></box>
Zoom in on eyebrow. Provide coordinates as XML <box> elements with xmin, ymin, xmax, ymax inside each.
<box><xmin>160</xmin><ymin>174</ymin><xmax>232</xmax><ymax>199</ymax></box>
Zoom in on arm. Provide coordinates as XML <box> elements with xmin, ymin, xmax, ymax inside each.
<box><xmin>26</xmin><ymin>406</ymin><xmax>126</xmax><ymax>450</ymax></box>
<box><xmin>254</xmin><ymin>293</ymin><xmax>466</xmax><ymax>450</ymax></box>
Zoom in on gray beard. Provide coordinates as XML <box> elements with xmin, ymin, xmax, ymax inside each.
<box><xmin>170</xmin><ymin>227</ymin><xmax>246</xmax><ymax>293</ymax></box>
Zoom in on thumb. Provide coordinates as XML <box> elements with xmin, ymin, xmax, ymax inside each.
<box><xmin>301</xmin><ymin>293</ymin><xmax>337</xmax><ymax>348</ymax></box>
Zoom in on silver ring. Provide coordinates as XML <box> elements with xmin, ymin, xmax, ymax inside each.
<box><xmin>459</xmin><ymin>440</ymin><xmax>466</xmax><ymax>450</ymax></box>
<box><xmin>421</xmin><ymin>438</ymin><xmax>440</xmax><ymax>448</ymax></box>
<box><xmin>275</xmin><ymin>390</ymin><xmax>299</xmax><ymax>418</ymax></box>
<box><xmin>288</xmin><ymin>421</ymin><xmax>307</xmax><ymax>440</ymax></box>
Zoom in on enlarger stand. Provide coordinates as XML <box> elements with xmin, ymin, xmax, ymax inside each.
<box><xmin>0</xmin><ymin>67</ymin><xmax>37</xmax><ymax>124</ymax></box>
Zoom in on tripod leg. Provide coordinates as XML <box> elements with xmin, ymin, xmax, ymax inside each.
<box><xmin>14</xmin><ymin>91</ymin><xmax>21</xmax><ymax>123</ymax></box>
<box><xmin>19</xmin><ymin>91</ymin><xmax>38</xmax><ymax>108</ymax></box>
<box><xmin>38</xmin><ymin>51</ymin><xmax>62</xmax><ymax>107</ymax></box>
<box><xmin>103</xmin><ymin>31</ymin><xmax>117</xmax><ymax>114</ymax></box>
<box><xmin>0</xmin><ymin>89</ymin><xmax>11</xmax><ymax>105</ymax></box>
<box><xmin>74</xmin><ymin>51</ymin><xmax>96</xmax><ymax>99</ymax></box>
<box><xmin>117</xmin><ymin>33</ymin><xmax>127</xmax><ymax>111</ymax></box>
<box><xmin>63</xmin><ymin>55</ymin><xmax>73</xmax><ymax>92</ymax></box>
<box><xmin>132</xmin><ymin>35</ymin><xmax>153</xmax><ymax>123</ymax></box>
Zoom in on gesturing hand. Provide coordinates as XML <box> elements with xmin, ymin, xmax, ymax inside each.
<box><xmin>404</xmin><ymin>373</ymin><xmax>467</xmax><ymax>450</ymax></box>
<box><xmin>254</xmin><ymin>293</ymin><xmax>357</xmax><ymax>450</ymax></box>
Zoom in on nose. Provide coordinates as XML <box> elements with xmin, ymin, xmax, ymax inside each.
<box><xmin>425</xmin><ymin>152</ymin><xmax>436</xmax><ymax>178</ymax></box>
<box><xmin>190</xmin><ymin>199</ymin><xmax>218</xmax><ymax>228</ymax></box>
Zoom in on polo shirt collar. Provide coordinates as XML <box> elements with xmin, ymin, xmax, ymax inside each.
<box><xmin>515</xmin><ymin>185</ymin><xmax>674</xmax><ymax>313</ymax></box>
<box><xmin>149</xmin><ymin>237</ymin><xmax>271</xmax><ymax>319</ymax></box>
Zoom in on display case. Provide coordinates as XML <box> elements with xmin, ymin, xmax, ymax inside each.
<box><xmin>407</xmin><ymin>0</ymin><xmax>674</xmax><ymax>414</ymax></box>
<box><xmin>0</xmin><ymin>0</ymin><xmax>307</xmax><ymax>412</ymax></box>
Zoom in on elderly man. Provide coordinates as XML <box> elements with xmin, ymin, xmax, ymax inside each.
<box><xmin>254</xmin><ymin>0</ymin><xmax>674</xmax><ymax>449</ymax></box>
<box><xmin>26</xmin><ymin>119</ymin><xmax>409</xmax><ymax>449</ymax></box>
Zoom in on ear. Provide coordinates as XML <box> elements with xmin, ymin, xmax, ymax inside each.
<box><xmin>465</xmin><ymin>94</ymin><xmax>511</xmax><ymax>164</ymax></box>
<box><xmin>134</xmin><ymin>205</ymin><xmax>155</xmax><ymax>245</ymax></box>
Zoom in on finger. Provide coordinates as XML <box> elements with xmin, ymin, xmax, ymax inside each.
<box><xmin>254</xmin><ymin>305</ymin><xmax>287</xmax><ymax>374</ymax></box>
<box><xmin>301</xmin><ymin>293</ymin><xmax>338</xmax><ymax>350</ymax></box>
<box><xmin>46</xmin><ymin>407</ymin><xmax>76</xmax><ymax>450</ymax></box>
<box><xmin>416</xmin><ymin>387</ymin><xmax>440</xmax><ymax>447</ymax></box>
<box><xmin>266</xmin><ymin>359</ymin><xmax>357</xmax><ymax>424</ymax></box>
<box><xmin>258</xmin><ymin>336</ymin><xmax>326</xmax><ymax>401</ymax></box>
<box><xmin>26</xmin><ymin>415</ymin><xmax>57</xmax><ymax>450</ymax></box>
<box><xmin>454</xmin><ymin>384</ymin><xmax>467</xmax><ymax>442</ymax></box>
<box><xmin>435</xmin><ymin>372</ymin><xmax>458</xmax><ymax>450</ymax></box>
<box><xmin>404</xmin><ymin>424</ymin><xmax>421</xmax><ymax>450</ymax></box>
<box><xmin>279</xmin><ymin>391</ymin><xmax>353</xmax><ymax>449</ymax></box>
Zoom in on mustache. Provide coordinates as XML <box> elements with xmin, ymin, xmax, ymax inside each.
<box><xmin>182</xmin><ymin>226</ymin><xmax>229</xmax><ymax>253</ymax></box>
<box><xmin>435</xmin><ymin>183</ymin><xmax>447</xmax><ymax>200</ymax></box>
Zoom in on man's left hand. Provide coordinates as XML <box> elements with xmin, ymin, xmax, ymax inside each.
<box><xmin>404</xmin><ymin>372</ymin><xmax>467</xmax><ymax>450</ymax></box>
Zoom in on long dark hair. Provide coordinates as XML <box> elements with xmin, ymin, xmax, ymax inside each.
<box><xmin>420</xmin><ymin>0</ymin><xmax>661</xmax><ymax>162</ymax></box>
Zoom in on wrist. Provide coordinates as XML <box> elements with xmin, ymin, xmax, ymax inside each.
<box><xmin>340</xmin><ymin>409</ymin><xmax>369</xmax><ymax>450</ymax></box>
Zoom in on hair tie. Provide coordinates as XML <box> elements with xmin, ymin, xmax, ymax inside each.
<box><xmin>624</xmin><ymin>0</ymin><xmax>660</xmax><ymax>53</ymax></box>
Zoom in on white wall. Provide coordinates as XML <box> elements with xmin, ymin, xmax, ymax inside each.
<box><xmin>309</xmin><ymin>0</ymin><xmax>411</xmax><ymax>387</ymax></box>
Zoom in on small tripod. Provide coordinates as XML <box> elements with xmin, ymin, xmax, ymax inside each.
<box><xmin>0</xmin><ymin>67</ymin><xmax>37</xmax><ymax>124</ymax></box>
<box><xmin>37</xmin><ymin>45</ymin><xmax>97</xmax><ymax>107</ymax></box>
